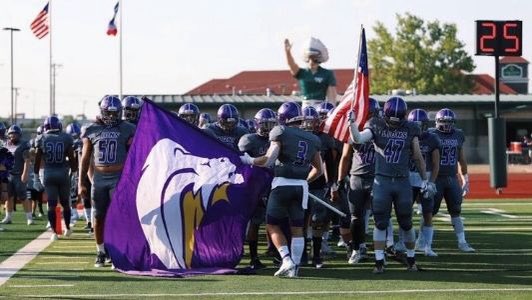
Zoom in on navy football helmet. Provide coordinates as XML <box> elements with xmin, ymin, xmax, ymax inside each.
<box><xmin>0</xmin><ymin>122</ymin><xmax>5</xmax><ymax>139</ymax></box>
<box><xmin>44</xmin><ymin>116</ymin><xmax>63</xmax><ymax>133</ymax></box>
<box><xmin>254</xmin><ymin>108</ymin><xmax>277</xmax><ymax>137</ymax></box>
<box><xmin>100</xmin><ymin>95</ymin><xmax>123</xmax><ymax>127</ymax></box>
<box><xmin>383</xmin><ymin>96</ymin><xmax>407</xmax><ymax>127</ymax></box>
<box><xmin>301</xmin><ymin>106</ymin><xmax>319</xmax><ymax>132</ymax></box>
<box><xmin>368</xmin><ymin>97</ymin><xmax>381</xmax><ymax>118</ymax></box>
<box><xmin>178</xmin><ymin>103</ymin><xmax>200</xmax><ymax>126</ymax></box>
<box><xmin>277</xmin><ymin>101</ymin><xmax>303</xmax><ymax>125</ymax></box>
<box><xmin>435</xmin><ymin>108</ymin><xmax>456</xmax><ymax>133</ymax></box>
<box><xmin>122</xmin><ymin>96</ymin><xmax>142</xmax><ymax>123</ymax></box>
<box><xmin>7</xmin><ymin>125</ymin><xmax>22</xmax><ymax>143</ymax></box>
<box><xmin>217</xmin><ymin>104</ymin><xmax>239</xmax><ymax>132</ymax></box>
<box><xmin>65</xmin><ymin>123</ymin><xmax>81</xmax><ymax>138</ymax></box>
<box><xmin>316</xmin><ymin>101</ymin><xmax>335</xmax><ymax>121</ymax></box>
<box><xmin>408</xmin><ymin>109</ymin><xmax>429</xmax><ymax>131</ymax></box>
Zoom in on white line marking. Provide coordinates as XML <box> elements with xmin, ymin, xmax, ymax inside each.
<box><xmin>35</xmin><ymin>262</ymin><xmax>87</xmax><ymax>265</ymax></box>
<box><xmin>462</xmin><ymin>202</ymin><xmax>532</xmax><ymax>207</ymax></box>
<box><xmin>0</xmin><ymin>231</ymin><xmax>53</xmax><ymax>287</ymax></box>
<box><xmin>8</xmin><ymin>284</ymin><xmax>74</xmax><ymax>288</ymax></box>
<box><xmin>480</xmin><ymin>208</ymin><xmax>519</xmax><ymax>219</ymax></box>
<box><xmin>19</xmin><ymin>288</ymin><xmax>532</xmax><ymax>298</ymax></box>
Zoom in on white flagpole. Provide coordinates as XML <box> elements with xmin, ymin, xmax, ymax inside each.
<box><xmin>49</xmin><ymin>0</ymin><xmax>53</xmax><ymax>115</ymax></box>
<box><xmin>119</xmin><ymin>0</ymin><xmax>123</xmax><ymax>100</ymax></box>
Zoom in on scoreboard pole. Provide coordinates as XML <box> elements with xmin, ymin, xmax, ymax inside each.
<box><xmin>488</xmin><ymin>54</ymin><xmax>507</xmax><ymax>190</ymax></box>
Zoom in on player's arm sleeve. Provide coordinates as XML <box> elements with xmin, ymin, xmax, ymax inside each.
<box><xmin>349</xmin><ymin>118</ymin><xmax>374</xmax><ymax>144</ymax></box>
<box><xmin>254</xmin><ymin>141</ymin><xmax>281</xmax><ymax>167</ymax></box>
<box><xmin>238</xmin><ymin>134</ymin><xmax>251</xmax><ymax>153</ymax></box>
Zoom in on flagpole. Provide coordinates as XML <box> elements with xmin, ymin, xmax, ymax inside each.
<box><xmin>350</xmin><ymin>25</ymin><xmax>364</xmax><ymax>113</ymax></box>
<box><xmin>49</xmin><ymin>0</ymin><xmax>53</xmax><ymax>115</ymax></box>
<box><xmin>119</xmin><ymin>0</ymin><xmax>123</xmax><ymax>100</ymax></box>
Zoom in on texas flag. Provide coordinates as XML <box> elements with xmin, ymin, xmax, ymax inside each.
<box><xmin>105</xmin><ymin>99</ymin><xmax>271</xmax><ymax>277</ymax></box>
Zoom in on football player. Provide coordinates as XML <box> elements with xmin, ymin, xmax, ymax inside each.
<box><xmin>122</xmin><ymin>96</ymin><xmax>143</xmax><ymax>125</ymax></box>
<box><xmin>429</xmin><ymin>108</ymin><xmax>474</xmax><ymax>252</ymax></box>
<box><xmin>35</xmin><ymin>116</ymin><xmax>76</xmax><ymax>240</ymax></box>
<box><xmin>238</xmin><ymin>108</ymin><xmax>277</xmax><ymax>270</ymax></box>
<box><xmin>301</xmin><ymin>105</ymin><xmax>337</xmax><ymax>269</ymax></box>
<box><xmin>78</xmin><ymin>96</ymin><xmax>136</xmax><ymax>267</ymax></box>
<box><xmin>1</xmin><ymin>125</ymin><xmax>32</xmax><ymax>225</ymax></box>
<box><xmin>349</xmin><ymin>96</ymin><xmax>435</xmax><ymax>273</ymax></box>
<box><xmin>336</xmin><ymin>98</ymin><xmax>380</xmax><ymax>264</ymax></box>
<box><xmin>240</xmin><ymin>101</ymin><xmax>323</xmax><ymax>278</ymax></box>
<box><xmin>407</xmin><ymin>109</ymin><xmax>441</xmax><ymax>256</ymax></box>
<box><xmin>198</xmin><ymin>113</ymin><xmax>212</xmax><ymax>128</ymax></box>
<box><xmin>203</xmin><ymin>104</ymin><xmax>248</xmax><ymax>150</ymax></box>
<box><xmin>0</xmin><ymin>143</ymin><xmax>14</xmax><ymax>231</ymax></box>
<box><xmin>177</xmin><ymin>103</ymin><xmax>201</xmax><ymax>127</ymax></box>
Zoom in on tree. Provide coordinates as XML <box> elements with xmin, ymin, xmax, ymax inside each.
<box><xmin>368</xmin><ymin>13</ymin><xmax>476</xmax><ymax>94</ymax></box>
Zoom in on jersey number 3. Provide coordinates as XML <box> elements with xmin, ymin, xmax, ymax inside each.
<box><xmin>294</xmin><ymin>140</ymin><xmax>309</xmax><ymax>166</ymax></box>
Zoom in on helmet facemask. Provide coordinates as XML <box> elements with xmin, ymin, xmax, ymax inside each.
<box><xmin>101</xmin><ymin>109</ymin><xmax>121</xmax><ymax>127</ymax></box>
<box><xmin>124</xmin><ymin>108</ymin><xmax>140</xmax><ymax>123</ymax></box>
<box><xmin>219</xmin><ymin>117</ymin><xmax>238</xmax><ymax>132</ymax></box>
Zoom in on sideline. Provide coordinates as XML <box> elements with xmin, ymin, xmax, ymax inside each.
<box><xmin>0</xmin><ymin>230</ymin><xmax>53</xmax><ymax>287</ymax></box>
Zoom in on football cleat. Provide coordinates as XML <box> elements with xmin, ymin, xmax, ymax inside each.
<box><xmin>274</xmin><ymin>258</ymin><xmax>296</xmax><ymax>277</ymax></box>
<box><xmin>424</xmin><ymin>248</ymin><xmax>438</xmax><ymax>257</ymax></box>
<box><xmin>458</xmin><ymin>242</ymin><xmax>476</xmax><ymax>253</ymax></box>
<box><xmin>312</xmin><ymin>257</ymin><xmax>324</xmax><ymax>269</ymax></box>
<box><xmin>373</xmin><ymin>259</ymin><xmax>385</xmax><ymax>274</ymax></box>
<box><xmin>0</xmin><ymin>217</ymin><xmax>12</xmax><ymax>224</ymax></box>
<box><xmin>95</xmin><ymin>252</ymin><xmax>106</xmax><ymax>268</ymax></box>
<box><xmin>50</xmin><ymin>233</ymin><xmax>58</xmax><ymax>241</ymax></box>
<box><xmin>406</xmin><ymin>257</ymin><xmax>419</xmax><ymax>271</ymax></box>
<box><xmin>27</xmin><ymin>219</ymin><xmax>35</xmax><ymax>226</ymax></box>
<box><xmin>348</xmin><ymin>251</ymin><xmax>361</xmax><ymax>264</ymax></box>
<box><xmin>63</xmin><ymin>228</ymin><xmax>72</xmax><ymax>237</ymax></box>
<box><xmin>286</xmin><ymin>265</ymin><xmax>300</xmax><ymax>278</ymax></box>
<box><xmin>249</xmin><ymin>258</ymin><xmax>266</xmax><ymax>270</ymax></box>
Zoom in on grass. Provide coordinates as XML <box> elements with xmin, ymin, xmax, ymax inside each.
<box><xmin>0</xmin><ymin>208</ymin><xmax>49</xmax><ymax>264</ymax></box>
<box><xmin>1</xmin><ymin>200</ymin><xmax>532</xmax><ymax>299</ymax></box>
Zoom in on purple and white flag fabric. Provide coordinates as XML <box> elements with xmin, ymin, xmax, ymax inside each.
<box><xmin>105</xmin><ymin>99</ymin><xmax>271</xmax><ymax>277</ymax></box>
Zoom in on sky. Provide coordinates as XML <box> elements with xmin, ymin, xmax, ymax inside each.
<box><xmin>1</xmin><ymin>0</ymin><xmax>531</xmax><ymax>119</ymax></box>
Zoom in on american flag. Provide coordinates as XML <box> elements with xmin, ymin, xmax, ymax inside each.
<box><xmin>30</xmin><ymin>3</ymin><xmax>49</xmax><ymax>39</ymax></box>
<box><xmin>321</xmin><ymin>27</ymin><xmax>369</xmax><ymax>143</ymax></box>
<box><xmin>107</xmin><ymin>2</ymin><xmax>119</xmax><ymax>36</ymax></box>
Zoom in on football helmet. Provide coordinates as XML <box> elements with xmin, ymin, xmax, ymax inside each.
<box><xmin>217</xmin><ymin>104</ymin><xmax>239</xmax><ymax>132</ymax></box>
<box><xmin>301</xmin><ymin>106</ymin><xmax>319</xmax><ymax>132</ymax></box>
<box><xmin>435</xmin><ymin>108</ymin><xmax>456</xmax><ymax>133</ymax></box>
<box><xmin>121</xmin><ymin>96</ymin><xmax>142</xmax><ymax>123</ymax></box>
<box><xmin>407</xmin><ymin>109</ymin><xmax>430</xmax><ymax>132</ymax></box>
<box><xmin>65</xmin><ymin>123</ymin><xmax>81</xmax><ymax>138</ymax></box>
<box><xmin>383</xmin><ymin>96</ymin><xmax>407</xmax><ymax>127</ymax></box>
<box><xmin>316</xmin><ymin>101</ymin><xmax>335</xmax><ymax>121</ymax></box>
<box><xmin>254</xmin><ymin>108</ymin><xmax>277</xmax><ymax>137</ymax></box>
<box><xmin>178</xmin><ymin>103</ymin><xmax>200</xmax><ymax>126</ymax></box>
<box><xmin>0</xmin><ymin>122</ymin><xmax>5</xmax><ymax>139</ymax></box>
<box><xmin>43</xmin><ymin>116</ymin><xmax>63</xmax><ymax>133</ymax></box>
<box><xmin>368</xmin><ymin>97</ymin><xmax>381</xmax><ymax>118</ymax></box>
<box><xmin>277</xmin><ymin>101</ymin><xmax>303</xmax><ymax>125</ymax></box>
<box><xmin>100</xmin><ymin>95</ymin><xmax>123</xmax><ymax>127</ymax></box>
<box><xmin>7</xmin><ymin>125</ymin><xmax>22</xmax><ymax>143</ymax></box>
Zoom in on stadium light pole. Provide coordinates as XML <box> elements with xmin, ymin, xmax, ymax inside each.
<box><xmin>3</xmin><ymin>27</ymin><xmax>20</xmax><ymax>124</ymax></box>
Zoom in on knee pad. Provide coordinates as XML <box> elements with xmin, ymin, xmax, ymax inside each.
<box><xmin>397</xmin><ymin>215</ymin><xmax>413</xmax><ymax>231</ymax></box>
<box><xmin>373</xmin><ymin>214</ymin><xmax>389</xmax><ymax>231</ymax></box>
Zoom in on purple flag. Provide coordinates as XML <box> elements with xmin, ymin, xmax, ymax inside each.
<box><xmin>105</xmin><ymin>99</ymin><xmax>271</xmax><ymax>277</ymax></box>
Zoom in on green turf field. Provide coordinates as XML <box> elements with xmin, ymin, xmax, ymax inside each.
<box><xmin>1</xmin><ymin>200</ymin><xmax>532</xmax><ymax>299</ymax></box>
<box><xmin>0</xmin><ymin>211</ymin><xmax>49</xmax><ymax>264</ymax></box>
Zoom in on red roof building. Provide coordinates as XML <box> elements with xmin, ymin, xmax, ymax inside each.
<box><xmin>186</xmin><ymin>69</ymin><xmax>520</xmax><ymax>95</ymax></box>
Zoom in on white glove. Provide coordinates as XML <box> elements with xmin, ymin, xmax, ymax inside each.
<box><xmin>461</xmin><ymin>174</ymin><xmax>470</xmax><ymax>197</ymax></box>
<box><xmin>240</xmin><ymin>153</ymin><xmax>254</xmax><ymax>165</ymax></box>
<box><xmin>421</xmin><ymin>180</ymin><xmax>437</xmax><ymax>199</ymax></box>
<box><xmin>33</xmin><ymin>176</ymin><xmax>44</xmax><ymax>192</ymax></box>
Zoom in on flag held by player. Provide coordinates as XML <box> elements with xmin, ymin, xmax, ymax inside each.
<box><xmin>321</xmin><ymin>26</ymin><xmax>369</xmax><ymax>143</ymax></box>
<box><xmin>104</xmin><ymin>99</ymin><xmax>271</xmax><ymax>277</ymax></box>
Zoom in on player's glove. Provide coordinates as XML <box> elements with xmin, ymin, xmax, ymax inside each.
<box><xmin>240</xmin><ymin>153</ymin><xmax>254</xmax><ymax>165</ymax></box>
<box><xmin>421</xmin><ymin>180</ymin><xmax>436</xmax><ymax>199</ymax></box>
<box><xmin>33</xmin><ymin>176</ymin><xmax>44</xmax><ymax>192</ymax></box>
<box><xmin>461</xmin><ymin>174</ymin><xmax>470</xmax><ymax>197</ymax></box>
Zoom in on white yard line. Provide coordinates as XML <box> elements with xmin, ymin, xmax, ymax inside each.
<box><xmin>18</xmin><ymin>288</ymin><xmax>532</xmax><ymax>298</ymax></box>
<box><xmin>480</xmin><ymin>208</ymin><xmax>520</xmax><ymax>219</ymax></box>
<box><xmin>0</xmin><ymin>231</ymin><xmax>54</xmax><ymax>287</ymax></box>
